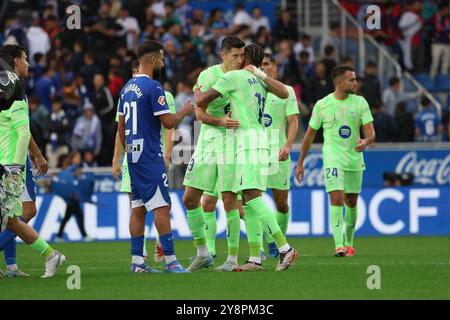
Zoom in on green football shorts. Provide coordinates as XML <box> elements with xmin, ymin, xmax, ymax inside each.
<box><xmin>267</xmin><ymin>160</ymin><xmax>291</xmax><ymax>190</ymax></box>
<box><xmin>324</xmin><ymin>167</ymin><xmax>363</xmax><ymax>194</ymax></box>
<box><xmin>234</xmin><ymin>148</ymin><xmax>269</xmax><ymax>192</ymax></box>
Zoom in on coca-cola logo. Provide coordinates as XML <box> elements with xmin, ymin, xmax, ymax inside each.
<box><xmin>292</xmin><ymin>153</ymin><xmax>324</xmax><ymax>187</ymax></box>
<box><xmin>395</xmin><ymin>152</ymin><xmax>450</xmax><ymax>185</ymax></box>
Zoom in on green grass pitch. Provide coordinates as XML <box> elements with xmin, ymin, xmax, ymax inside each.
<box><xmin>0</xmin><ymin>236</ymin><xmax>449</xmax><ymax>300</ymax></box>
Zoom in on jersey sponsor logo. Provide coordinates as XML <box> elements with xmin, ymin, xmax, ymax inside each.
<box><xmin>158</xmin><ymin>96</ymin><xmax>166</xmax><ymax>106</ymax></box>
<box><xmin>263</xmin><ymin>113</ymin><xmax>272</xmax><ymax>127</ymax></box>
<box><xmin>339</xmin><ymin>125</ymin><xmax>352</xmax><ymax>139</ymax></box>
<box><xmin>125</xmin><ymin>143</ymin><xmax>141</xmax><ymax>152</ymax></box>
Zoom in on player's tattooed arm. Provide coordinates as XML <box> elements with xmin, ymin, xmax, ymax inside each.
<box><xmin>295</xmin><ymin>126</ymin><xmax>317</xmax><ymax>182</ymax></box>
<box><xmin>244</xmin><ymin>65</ymin><xmax>289</xmax><ymax>99</ymax></box>
<box><xmin>355</xmin><ymin>122</ymin><xmax>375</xmax><ymax>152</ymax></box>
<box><xmin>29</xmin><ymin>135</ymin><xmax>48</xmax><ymax>175</ymax></box>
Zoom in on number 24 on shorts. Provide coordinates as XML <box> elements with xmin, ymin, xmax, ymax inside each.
<box><xmin>326</xmin><ymin>168</ymin><xmax>338</xmax><ymax>179</ymax></box>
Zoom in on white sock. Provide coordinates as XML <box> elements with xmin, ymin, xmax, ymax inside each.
<box><xmin>248</xmin><ymin>256</ymin><xmax>261</xmax><ymax>264</ymax></box>
<box><xmin>278</xmin><ymin>244</ymin><xmax>291</xmax><ymax>253</ymax></box>
<box><xmin>7</xmin><ymin>264</ymin><xmax>18</xmax><ymax>270</ymax></box>
<box><xmin>226</xmin><ymin>256</ymin><xmax>237</xmax><ymax>264</ymax></box>
<box><xmin>132</xmin><ymin>255</ymin><xmax>145</xmax><ymax>265</ymax></box>
<box><xmin>164</xmin><ymin>255</ymin><xmax>177</xmax><ymax>264</ymax></box>
<box><xmin>197</xmin><ymin>244</ymin><xmax>209</xmax><ymax>257</ymax></box>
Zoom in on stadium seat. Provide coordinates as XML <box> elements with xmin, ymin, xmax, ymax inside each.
<box><xmin>402</xmin><ymin>77</ymin><xmax>415</xmax><ymax>92</ymax></box>
<box><xmin>413</xmin><ymin>73</ymin><xmax>434</xmax><ymax>92</ymax></box>
<box><xmin>434</xmin><ymin>74</ymin><xmax>450</xmax><ymax>92</ymax></box>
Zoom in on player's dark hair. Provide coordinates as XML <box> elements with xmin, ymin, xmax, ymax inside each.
<box><xmin>131</xmin><ymin>59</ymin><xmax>139</xmax><ymax>71</ymax></box>
<box><xmin>0</xmin><ymin>45</ymin><xmax>26</xmax><ymax>67</ymax></box>
<box><xmin>220</xmin><ymin>36</ymin><xmax>245</xmax><ymax>52</ymax></box>
<box><xmin>137</xmin><ymin>40</ymin><xmax>164</xmax><ymax>60</ymax></box>
<box><xmin>331</xmin><ymin>65</ymin><xmax>354</xmax><ymax>81</ymax></box>
<box><xmin>389</xmin><ymin>76</ymin><xmax>400</xmax><ymax>86</ymax></box>
<box><xmin>245</xmin><ymin>44</ymin><xmax>265</xmax><ymax>67</ymax></box>
<box><xmin>263</xmin><ymin>52</ymin><xmax>276</xmax><ymax>64</ymax></box>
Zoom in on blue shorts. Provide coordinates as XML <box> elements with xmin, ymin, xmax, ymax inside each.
<box><xmin>21</xmin><ymin>157</ymin><xmax>36</xmax><ymax>202</ymax></box>
<box><xmin>129</xmin><ymin>162</ymin><xmax>171</xmax><ymax>212</ymax></box>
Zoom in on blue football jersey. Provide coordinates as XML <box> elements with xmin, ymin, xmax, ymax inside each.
<box><xmin>415</xmin><ymin>108</ymin><xmax>439</xmax><ymax>141</ymax></box>
<box><xmin>118</xmin><ymin>74</ymin><xmax>171</xmax><ymax>165</ymax></box>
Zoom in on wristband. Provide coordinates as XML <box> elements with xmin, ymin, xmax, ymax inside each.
<box><xmin>252</xmin><ymin>68</ymin><xmax>268</xmax><ymax>80</ymax></box>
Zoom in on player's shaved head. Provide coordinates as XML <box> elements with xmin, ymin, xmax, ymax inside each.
<box><xmin>245</xmin><ymin>44</ymin><xmax>265</xmax><ymax>67</ymax></box>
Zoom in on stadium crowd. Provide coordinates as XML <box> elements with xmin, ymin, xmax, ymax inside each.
<box><xmin>1</xmin><ymin>0</ymin><xmax>448</xmax><ymax>168</ymax></box>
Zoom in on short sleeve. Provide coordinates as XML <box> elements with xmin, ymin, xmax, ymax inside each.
<box><xmin>10</xmin><ymin>100</ymin><xmax>29</xmax><ymax>129</ymax></box>
<box><xmin>285</xmin><ymin>86</ymin><xmax>300</xmax><ymax>117</ymax></box>
<box><xmin>165</xmin><ymin>91</ymin><xmax>177</xmax><ymax>113</ymax></box>
<box><xmin>360</xmin><ymin>97</ymin><xmax>374</xmax><ymax>125</ymax></box>
<box><xmin>309</xmin><ymin>101</ymin><xmax>323</xmax><ymax>130</ymax></box>
<box><xmin>212</xmin><ymin>72</ymin><xmax>237</xmax><ymax>97</ymax></box>
<box><xmin>150</xmin><ymin>84</ymin><xmax>171</xmax><ymax>116</ymax></box>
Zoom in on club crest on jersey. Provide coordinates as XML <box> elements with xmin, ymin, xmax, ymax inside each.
<box><xmin>263</xmin><ymin>113</ymin><xmax>272</xmax><ymax>127</ymax></box>
<box><xmin>339</xmin><ymin>125</ymin><xmax>351</xmax><ymax>139</ymax></box>
<box><xmin>158</xmin><ymin>96</ymin><xmax>166</xmax><ymax>106</ymax></box>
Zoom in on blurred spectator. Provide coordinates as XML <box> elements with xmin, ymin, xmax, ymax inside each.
<box><xmin>275</xmin><ymin>40</ymin><xmax>299</xmax><ymax>84</ymax></box>
<box><xmin>32</xmin><ymin>52</ymin><xmax>46</xmax><ymax>80</ymax></box>
<box><xmin>29</xmin><ymin>95</ymin><xmax>50</xmax><ymax>153</ymax></box>
<box><xmin>254</xmin><ymin>26</ymin><xmax>273</xmax><ymax>50</ymax></box>
<box><xmin>92</xmin><ymin>73</ymin><xmax>115</xmax><ymax>164</ymax></box>
<box><xmin>162</xmin><ymin>1</ymin><xmax>182</xmax><ymax>28</ymax></box>
<box><xmin>229</xmin><ymin>3</ymin><xmax>253</xmax><ymax>35</ymax></box>
<box><xmin>80</xmin><ymin>52</ymin><xmax>101</xmax><ymax>96</ymax></box>
<box><xmin>250</xmin><ymin>6</ymin><xmax>271</xmax><ymax>35</ymax></box>
<box><xmin>161</xmin><ymin>22</ymin><xmax>183</xmax><ymax>52</ymax></box>
<box><xmin>71</xmin><ymin>102</ymin><xmax>102</xmax><ymax>156</ymax></box>
<box><xmin>175</xmin><ymin>0</ymin><xmax>193</xmax><ymax>28</ymax></box>
<box><xmin>398</xmin><ymin>1</ymin><xmax>423</xmax><ymax>71</ymax></box>
<box><xmin>360</xmin><ymin>61</ymin><xmax>381</xmax><ymax>109</ymax></box>
<box><xmin>44</xmin><ymin>15</ymin><xmax>61</xmax><ymax>45</ymax></box>
<box><xmin>320</xmin><ymin>21</ymin><xmax>341</xmax><ymax>62</ymax></box>
<box><xmin>150</xmin><ymin>0</ymin><xmax>166</xmax><ymax>27</ymax></box>
<box><xmin>116</xmin><ymin>7</ymin><xmax>140</xmax><ymax>51</ymax></box>
<box><xmin>415</xmin><ymin>96</ymin><xmax>442</xmax><ymax>142</ymax></box>
<box><xmin>204</xmin><ymin>39</ymin><xmax>220</xmax><ymax>67</ymax></box>
<box><xmin>47</xmin><ymin>96</ymin><xmax>70</xmax><ymax>168</ymax></box>
<box><xmin>379</xmin><ymin>1</ymin><xmax>402</xmax><ymax>60</ymax></box>
<box><xmin>371</xmin><ymin>104</ymin><xmax>397</xmax><ymax>142</ymax></box>
<box><xmin>382</xmin><ymin>76</ymin><xmax>422</xmax><ymax>117</ymax></box>
<box><xmin>34</xmin><ymin>66</ymin><xmax>55</xmax><ymax>112</ymax></box>
<box><xmin>394</xmin><ymin>102</ymin><xmax>415</xmax><ymax>142</ymax></box>
<box><xmin>294</xmin><ymin>34</ymin><xmax>315</xmax><ymax>64</ymax></box>
<box><xmin>26</xmin><ymin>12</ymin><xmax>51</xmax><ymax>65</ymax></box>
<box><xmin>298</xmin><ymin>51</ymin><xmax>314</xmax><ymax>79</ymax></box>
<box><xmin>108</xmin><ymin>68</ymin><xmax>125</xmax><ymax>100</ymax></box>
<box><xmin>340</xmin><ymin>56</ymin><xmax>354</xmax><ymax>69</ymax></box>
<box><xmin>82</xmin><ymin>150</ymin><xmax>98</xmax><ymax>168</ymax></box>
<box><xmin>3</xmin><ymin>15</ymin><xmax>29</xmax><ymax>51</ymax></box>
<box><xmin>274</xmin><ymin>10</ymin><xmax>298</xmax><ymax>41</ymax></box>
<box><xmin>175</xmin><ymin>81</ymin><xmax>195</xmax><ymax>142</ymax></box>
<box><xmin>322</xmin><ymin>45</ymin><xmax>337</xmax><ymax>75</ymax></box>
<box><xmin>429</xmin><ymin>3</ymin><xmax>449</xmax><ymax>78</ymax></box>
<box><xmin>305</xmin><ymin>60</ymin><xmax>334</xmax><ymax>106</ymax></box>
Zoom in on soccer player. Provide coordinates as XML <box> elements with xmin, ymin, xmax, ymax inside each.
<box><xmin>113</xmin><ymin>60</ymin><xmax>176</xmax><ymax>263</ymax></box>
<box><xmin>117</xmin><ymin>40</ymin><xmax>194</xmax><ymax>273</ymax></box>
<box><xmin>0</xmin><ymin>45</ymin><xmax>65</xmax><ymax>278</ymax></box>
<box><xmin>260</xmin><ymin>53</ymin><xmax>299</xmax><ymax>258</ymax></box>
<box><xmin>295</xmin><ymin>66</ymin><xmax>375</xmax><ymax>257</ymax></box>
<box><xmin>195</xmin><ymin>44</ymin><xmax>298</xmax><ymax>271</ymax></box>
<box><xmin>182</xmin><ymin>36</ymin><xmax>243</xmax><ymax>272</ymax></box>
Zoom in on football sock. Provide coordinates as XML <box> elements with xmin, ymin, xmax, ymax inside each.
<box><xmin>159</xmin><ymin>233</ymin><xmax>177</xmax><ymax>264</ymax></box>
<box><xmin>204</xmin><ymin>211</ymin><xmax>216</xmax><ymax>256</ymax></box>
<box><xmin>226</xmin><ymin>209</ymin><xmax>240</xmax><ymax>258</ymax></box>
<box><xmin>3</xmin><ymin>237</ymin><xmax>16</xmax><ymax>266</ymax></box>
<box><xmin>131</xmin><ymin>235</ymin><xmax>144</xmax><ymax>264</ymax></box>
<box><xmin>187</xmin><ymin>207</ymin><xmax>207</xmax><ymax>248</ymax></box>
<box><xmin>30</xmin><ymin>237</ymin><xmax>54</xmax><ymax>258</ymax></box>
<box><xmin>345</xmin><ymin>206</ymin><xmax>358</xmax><ymax>247</ymax></box>
<box><xmin>243</xmin><ymin>205</ymin><xmax>261</xmax><ymax>262</ymax></box>
<box><xmin>330</xmin><ymin>205</ymin><xmax>344</xmax><ymax>249</ymax></box>
<box><xmin>247</xmin><ymin>197</ymin><xmax>289</xmax><ymax>251</ymax></box>
<box><xmin>276</xmin><ymin>209</ymin><xmax>290</xmax><ymax>236</ymax></box>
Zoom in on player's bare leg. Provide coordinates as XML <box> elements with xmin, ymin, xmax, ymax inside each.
<box><xmin>329</xmin><ymin>190</ymin><xmax>346</xmax><ymax>257</ymax></box>
<box><xmin>344</xmin><ymin>193</ymin><xmax>359</xmax><ymax>256</ymax></box>
<box><xmin>184</xmin><ymin>187</ymin><xmax>213</xmax><ymax>271</ymax></box>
